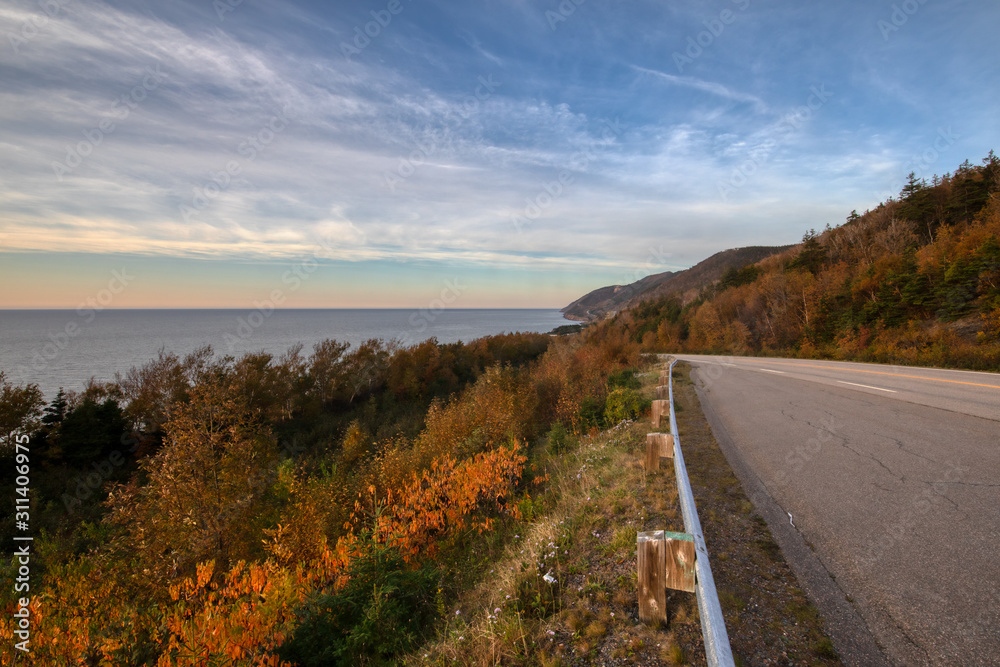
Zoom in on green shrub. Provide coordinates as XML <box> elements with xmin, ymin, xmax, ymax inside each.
<box><xmin>577</xmin><ymin>395</ymin><xmax>607</xmax><ymax>430</ymax></box>
<box><xmin>603</xmin><ymin>387</ymin><xmax>649</xmax><ymax>424</ymax></box>
<box><xmin>278</xmin><ymin>540</ymin><xmax>439</xmax><ymax>666</ymax></box>
<box><xmin>546</xmin><ymin>422</ymin><xmax>573</xmax><ymax>454</ymax></box>
<box><xmin>607</xmin><ymin>368</ymin><xmax>641</xmax><ymax>390</ymax></box>
<box><xmin>517</xmin><ymin>494</ymin><xmax>545</xmax><ymax>522</ymax></box>
<box><xmin>514</xmin><ymin>569</ymin><xmax>561</xmax><ymax>619</ymax></box>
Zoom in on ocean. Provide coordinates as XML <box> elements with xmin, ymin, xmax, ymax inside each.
<box><xmin>0</xmin><ymin>309</ymin><xmax>572</xmax><ymax>401</ymax></box>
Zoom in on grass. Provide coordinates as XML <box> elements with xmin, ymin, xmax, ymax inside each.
<box><xmin>663</xmin><ymin>643</ymin><xmax>687</xmax><ymax>665</ymax></box>
<box><xmin>755</xmin><ymin>536</ymin><xmax>783</xmax><ymax>562</ymax></box>
<box><xmin>401</xmin><ymin>360</ymin><xmax>843</xmax><ymax>666</ymax></box>
<box><xmin>401</xmin><ymin>405</ymin><xmax>689</xmax><ymax>665</ymax></box>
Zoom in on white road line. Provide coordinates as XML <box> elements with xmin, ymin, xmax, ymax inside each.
<box><xmin>759</xmin><ymin>368</ymin><xmax>785</xmax><ymax>374</ymax></box>
<box><xmin>837</xmin><ymin>380</ymin><xmax>897</xmax><ymax>393</ymax></box>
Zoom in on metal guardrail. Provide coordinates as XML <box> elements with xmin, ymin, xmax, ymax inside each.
<box><xmin>667</xmin><ymin>357</ymin><xmax>736</xmax><ymax>667</ymax></box>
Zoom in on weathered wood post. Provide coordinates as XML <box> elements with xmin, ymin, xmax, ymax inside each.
<box><xmin>645</xmin><ymin>436</ymin><xmax>660</xmax><ymax>471</ymax></box>
<box><xmin>647</xmin><ymin>432</ymin><xmax>674</xmax><ymax>459</ymax></box>
<box><xmin>656</xmin><ymin>384</ymin><xmax>670</xmax><ymax>399</ymax></box>
<box><xmin>651</xmin><ymin>400</ymin><xmax>670</xmax><ymax>428</ymax></box>
<box><xmin>664</xmin><ymin>531</ymin><xmax>697</xmax><ymax>593</ymax></box>
<box><xmin>637</xmin><ymin>531</ymin><xmax>667</xmax><ymax>624</ymax></box>
<box><xmin>637</xmin><ymin>530</ymin><xmax>697</xmax><ymax>625</ymax></box>
<box><xmin>659</xmin><ymin>370</ymin><xmax>669</xmax><ymax>385</ymax></box>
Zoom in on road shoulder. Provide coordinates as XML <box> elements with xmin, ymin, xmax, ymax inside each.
<box><xmin>684</xmin><ymin>362</ymin><xmax>890</xmax><ymax>667</ymax></box>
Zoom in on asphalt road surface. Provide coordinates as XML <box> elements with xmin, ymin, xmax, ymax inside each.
<box><xmin>673</xmin><ymin>355</ymin><xmax>1000</xmax><ymax>667</ymax></box>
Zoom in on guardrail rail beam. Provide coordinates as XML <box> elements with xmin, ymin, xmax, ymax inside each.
<box><xmin>668</xmin><ymin>358</ymin><xmax>736</xmax><ymax>667</ymax></box>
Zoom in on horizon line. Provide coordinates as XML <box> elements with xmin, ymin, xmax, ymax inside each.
<box><xmin>0</xmin><ymin>306</ymin><xmax>570</xmax><ymax>312</ymax></box>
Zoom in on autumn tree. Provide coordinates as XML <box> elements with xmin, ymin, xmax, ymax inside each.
<box><xmin>0</xmin><ymin>371</ymin><xmax>44</xmax><ymax>452</ymax></box>
<box><xmin>115</xmin><ymin>347</ymin><xmax>205</xmax><ymax>435</ymax></box>
<box><xmin>342</xmin><ymin>338</ymin><xmax>391</xmax><ymax>403</ymax></box>
<box><xmin>109</xmin><ymin>379</ymin><xmax>279</xmax><ymax>583</ymax></box>
<box><xmin>308</xmin><ymin>339</ymin><xmax>351</xmax><ymax>406</ymax></box>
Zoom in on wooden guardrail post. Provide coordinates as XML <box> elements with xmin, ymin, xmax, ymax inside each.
<box><xmin>638</xmin><ymin>530</ymin><xmax>697</xmax><ymax>624</ymax></box>
<box><xmin>651</xmin><ymin>400</ymin><xmax>669</xmax><ymax>428</ymax></box>
<box><xmin>664</xmin><ymin>531</ymin><xmax>696</xmax><ymax>593</ymax></box>
<box><xmin>647</xmin><ymin>433</ymin><xmax>674</xmax><ymax>459</ymax></box>
<box><xmin>656</xmin><ymin>385</ymin><xmax>670</xmax><ymax>399</ymax></box>
<box><xmin>645</xmin><ymin>436</ymin><xmax>660</xmax><ymax>471</ymax></box>
<box><xmin>637</xmin><ymin>531</ymin><xmax>667</xmax><ymax>624</ymax></box>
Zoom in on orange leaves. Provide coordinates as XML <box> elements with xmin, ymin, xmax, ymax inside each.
<box><xmin>415</xmin><ymin>366</ymin><xmax>529</xmax><ymax>466</ymax></box>
<box><xmin>533</xmin><ymin>336</ymin><xmax>624</xmax><ymax>433</ymax></box>
<box><xmin>981</xmin><ymin>307</ymin><xmax>1000</xmax><ymax>342</ymax></box>
<box><xmin>0</xmin><ymin>558</ymin><xmax>148</xmax><ymax>665</ymax></box>
<box><xmin>385</xmin><ymin>444</ymin><xmax>526</xmax><ymax>559</ymax></box>
<box><xmin>195</xmin><ymin>560</ymin><xmax>215</xmax><ymax>590</ymax></box>
<box><xmin>263</xmin><ymin>468</ymin><xmax>339</xmax><ymax>567</ymax></box>
<box><xmin>156</xmin><ymin>557</ymin><xmax>308</xmax><ymax>666</ymax></box>
<box><xmin>19</xmin><ymin>343</ymin><xmax>543</xmax><ymax>665</ymax></box>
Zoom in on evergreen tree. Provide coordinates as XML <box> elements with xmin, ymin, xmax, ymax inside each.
<box><xmin>59</xmin><ymin>397</ymin><xmax>127</xmax><ymax>466</ymax></box>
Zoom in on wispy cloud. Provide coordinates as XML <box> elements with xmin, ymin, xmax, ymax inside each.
<box><xmin>0</xmin><ymin>0</ymin><xmax>997</xmax><ymax>307</ymax></box>
<box><xmin>630</xmin><ymin>65</ymin><xmax>768</xmax><ymax>113</ymax></box>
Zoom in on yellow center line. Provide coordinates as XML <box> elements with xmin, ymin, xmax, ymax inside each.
<box><xmin>754</xmin><ymin>360</ymin><xmax>1000</xmax><ymax>390</ymax></box>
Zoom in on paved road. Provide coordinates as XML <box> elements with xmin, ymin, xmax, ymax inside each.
<box><xmin>674</xmin><ymin>355</ymin><xmax>1000</xmax><ymax>667</ymax></box>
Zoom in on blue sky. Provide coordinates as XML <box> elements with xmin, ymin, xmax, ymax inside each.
<box><xmin>0</xmin><ymin>0</ymin><xmax>997</xmax><ymax>308</ymax></box>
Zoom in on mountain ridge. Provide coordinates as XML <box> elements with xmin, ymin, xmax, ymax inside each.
<box><xmin>562</xmin><ymin>245</ymin><xmax>793</xmax><ymax>322</ymax></box>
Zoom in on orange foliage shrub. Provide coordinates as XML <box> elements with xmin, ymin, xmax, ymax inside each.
<box><xmin>529</xmin><ymin>333</ymin><xmax>630</xmax><ymax>432</ymax></box>
<box><xmin>4</xmin><ymin>438</ymin><xmax>529</xmax><ymax>665</ymax></box>
<box><xmin>414</xmin><ymin>366</ymin><xmax>528</xmax><ymax>467</ymax></box>
<box><xmin>385</xmin><ymin>444</ymin><xmax>526</xmax><ymax>559</ymax></box>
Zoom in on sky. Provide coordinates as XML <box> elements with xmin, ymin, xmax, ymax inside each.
<box><xmin>0</xmin><ymin>0</ymin><xmax>997</xmax><ymax>309</ymax></box>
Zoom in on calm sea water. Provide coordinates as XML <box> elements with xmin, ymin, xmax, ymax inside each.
<box><xmin>0</xmin><ymin>309</ymin><xmax>571</xmax><ymax>401</ymax></box>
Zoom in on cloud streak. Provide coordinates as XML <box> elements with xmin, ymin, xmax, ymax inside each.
<box><xmin>0</xmin><ymin>0</ymin><xmax>997</xmax><ymax>306</ymax></box>
<box><xmin>631</xmin><ymin>65</ymin><xmax>768</xmax><ymax>113</ymax></box>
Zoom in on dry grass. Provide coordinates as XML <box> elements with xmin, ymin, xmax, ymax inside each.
<box><xmin>403</xmin><ymin>362</ymin><xmax>842</xmax><ymax>666</ymax></box>
<box><xmin>403</xmin><ymin>408</ymin><xmax>685</xmax><ymax>665</ymax></box>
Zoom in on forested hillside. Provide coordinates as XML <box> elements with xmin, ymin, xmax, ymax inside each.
<box><xmin>561</xmin><ymin>245</ymin><xmax>790</xmax><ymax>322</ymax></box>
<box><xmin>597</xmin><ymin>153</ymin><xmax>1000</xmax><ymax>370</ymax></box>
<box><xmin>0</xmin><ymin>325</ymin><xmax>651</xmax><ymax>664</ymax></box>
